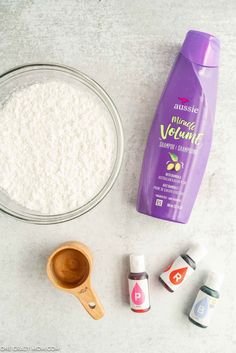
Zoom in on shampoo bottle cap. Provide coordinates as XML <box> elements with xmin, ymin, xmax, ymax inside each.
<box><xmin>205</xmin><ymin>271</ymin><xmax>224</xmax><ymax>292</ymax></box>
<box><xmin>186</xmin><ymin>243</ymin><xmax>207</xmax><ymax>264</ymax></box>
<box><xmin>130</xmin><ymin>254</ymin><xmax>145</xmax><ymax>273</ymax></box>
<box><xmin>180</xmin><ymin>30</ymin><xmax>220</xmax><ymax>67</ymax></box>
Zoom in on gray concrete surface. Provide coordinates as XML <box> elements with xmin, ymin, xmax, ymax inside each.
<box><xmin>0</xmin><ymin>1</ymin><xmax>236</xmax><ymax>352</ymax></box>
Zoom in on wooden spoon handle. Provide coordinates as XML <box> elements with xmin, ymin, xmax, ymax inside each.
<box><xmin>74</xmin><ymin>281</ymin><xmax>105</xmax><ymax>320</ymax></box>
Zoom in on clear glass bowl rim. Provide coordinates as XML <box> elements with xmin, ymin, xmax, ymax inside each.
<box><xmin>0</xmin><ymin>63</ymin><xmax>124</xmax><ymax>224</ymax></box>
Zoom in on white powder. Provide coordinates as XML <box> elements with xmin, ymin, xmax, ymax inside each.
<box><xmin>0</xmin><ymin>81</ymin><xmax>116</xmax><ymax>214</ymax></box>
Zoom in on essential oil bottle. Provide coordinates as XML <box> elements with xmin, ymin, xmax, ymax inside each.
<box><xmin>128</xmin><ymin>254</ymin><xmax>150</xmax><ymax>313</ymax></box>
<box><xmin>189</xmin><ymin>271</ymin><xmax>223</xmax><ymax>328</ymax></box>
<box><xmin>159</xmin><ymin>243</ymin><xmax>207</xmax><ymax>292</ymax></box>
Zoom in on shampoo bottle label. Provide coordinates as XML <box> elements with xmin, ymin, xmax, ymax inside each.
<box><xmin>189</xmin><ymin>290</ymin><xmax>218</xmax><ymax>327</ymax></box>
<box><xmin>128</xmin><ymin>279</ymin><xmax>150</xmax><ymax>310</ymax></box>
<box><xmin>160</xmin><ymin>256</ymin><xmax>194</xmax><ymax>291</ymax></box>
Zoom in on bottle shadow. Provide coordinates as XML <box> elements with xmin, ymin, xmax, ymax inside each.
<box><xmin>121</xmin><ymin>42</ymin><xmax>180</xmax><ymax>208</ymax></box>
<box><xmin>182</xmin><ymin>271</ymin><xmax>207</xmax><ymax>316</ymax></box>
<box><xmin>120</xmin><ymin>254</ymin><xmax>130</xmax><ymax>305</ymax></box>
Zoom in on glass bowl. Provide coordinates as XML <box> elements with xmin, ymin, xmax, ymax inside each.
<box><xmin>0</xmin><ymin>64</ymin><xmax>124</xmax><ymax>224</ymax></box>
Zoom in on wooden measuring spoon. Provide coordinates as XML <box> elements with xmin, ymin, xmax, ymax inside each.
<box><xmin>47</xmin><ymin>241</ymin><xmax>104</xmax><ymax>320</ymax></box>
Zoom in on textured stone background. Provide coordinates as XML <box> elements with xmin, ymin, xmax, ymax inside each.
<box><xmin>0</xmin><ymin>1</ymin><xmax>235</xmax><ymax>352</ymax></box>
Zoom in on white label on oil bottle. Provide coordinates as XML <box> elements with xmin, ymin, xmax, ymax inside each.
<box><xmin>128</xmin><ymin>279</ymin><xmax>150</xmax><ymax>311</ymax></box>
<box><xmin>160</xmin><ymin>256</ymin><xmax>194</xmax><ymax>291</ymax></box>
<box><xmin>189</xmin><ymin>289</ymin><xmax>218</xmax><ymax>327</ymax></box>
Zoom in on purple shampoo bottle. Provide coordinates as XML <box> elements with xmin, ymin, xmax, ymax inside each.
<box><xmin>137</xmin><ymin>30</ymin><xmax>220</xmax><ymax>224</ymax></box>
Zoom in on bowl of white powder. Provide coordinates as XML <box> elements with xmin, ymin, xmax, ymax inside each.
<box><xmin>0</xmin><ymin>64</ymin><xmax>124</xmax><ymax>224</ymax></box>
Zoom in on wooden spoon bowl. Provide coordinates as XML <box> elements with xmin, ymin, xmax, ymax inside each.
<box><xmin>47</xmin><ymin>241</ymin><xmax>104</xmax><ymax>320</ymax></box>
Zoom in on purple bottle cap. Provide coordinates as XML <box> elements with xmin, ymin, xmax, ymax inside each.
<box><xmin>180</xmin><ymin>30</ymin><xmax>220</xmax><ymax>67</ymax></box>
